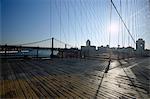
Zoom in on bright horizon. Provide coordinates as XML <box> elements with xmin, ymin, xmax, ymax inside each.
<box><xmin>1</xmin><ymin>0</ymin><xmax>150</xmax><ymax>49</ymax></box>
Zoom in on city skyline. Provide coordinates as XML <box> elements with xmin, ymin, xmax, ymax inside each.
<box><xmin>1</xmin><ymin>0</ymin><xmax>150</xmax><ymax>49</ymax></box>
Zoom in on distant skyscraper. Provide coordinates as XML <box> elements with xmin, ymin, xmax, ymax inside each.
<box><xmin>136</xmin><ymin>38</ymin><xmax>145</xmax><ymax>56</ymax></box>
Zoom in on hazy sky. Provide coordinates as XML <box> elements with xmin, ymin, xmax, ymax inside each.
<box><xmin>1</xmin><ymin>0</ymin><xmax>150</xmax><ymax>49</ymax></box>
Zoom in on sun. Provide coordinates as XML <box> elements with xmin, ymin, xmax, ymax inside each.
<box><xmin>108</xmin><ymin>22</ymin><xmax>119</xmax><ymax>34</ymax></box>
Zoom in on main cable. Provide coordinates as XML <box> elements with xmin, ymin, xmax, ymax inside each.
<box><xmin>111</xmin><ymin>0</ymin><xmax>136</xmax><ymax>44</ymax></box>
<box><xmin>20</xmin><ymin>38</ymin><xmax>52</xmax><ymax>46</ymax></box>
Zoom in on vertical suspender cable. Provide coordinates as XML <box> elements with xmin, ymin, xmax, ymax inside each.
<box><xmin>50</xmin><ymin>0</ymin><xmax>52</xmax><ymax>48</ymax></box>
<box><xmin>135</xmin><ymin>0</ymin><xmax>137</xmax><ymax>42</ymax></box>
<box><xmin>109</xmin><ymin>0</ymin><xmax>112</xmax><ymax>59</ymax></box>
<box><xmin>119</xmin><ymin>0</ymin><xmax>123</xmax><ymax>48</ymax></box>
<box><xmin>111</xmin><ymin>0</ymin><xmax>136</xmax><ymax>44</ymax></box>
<box><xmin>75</xmin><ymin>0</ymin><xmax>77</xmax><ymax>48</ymax></box>
<box><xmin>67</xmin><ymin>0</ymin><xmax>70</xmax><ymax>48</ymax></box>
<box><xmin>60</xmin><ymin>0</ymin><xmax>62</xmax><ymax>48</ymax></box>
<box><xmin>79</xmin><ymin>0</ymin><xmax>83</xmax><ymax>45</ymax></box>
<box><xmin>126</xmin><ymin>0</ymin><xmax>130</xmax><ymax>47</ymax></box>
<box><xmin>63</xmin><ymin>2</ymin><xmax>67</xmax><ymax>47</ymax></box>
<box><xmin>117</xmin><ymin>11</ymin><xmax>120</xmax><ymax>48</ymax></box>
<box><xmin>131</xmin><ymin>0</ymin><xmax>134</xmax><ymax>47</ymax></box>
<box><xmin>118</xmin><ymin>0</ymin><xmax>121</xmax><ymax>48</ymax></box>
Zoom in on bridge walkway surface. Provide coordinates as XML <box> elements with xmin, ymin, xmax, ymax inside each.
<box><xmin>0</xmin><ymin>58</ymin><xmax>150</xmax><ymax>98</ymax></box>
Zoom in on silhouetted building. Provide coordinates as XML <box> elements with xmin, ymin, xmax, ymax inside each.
<box><xmin>125</xmin><ymin>47</ymin><xmax>134</xmax><ymax>57</ymax></box>
<box><xmin>81</xmin><ymin>40</ymin><xmax>96</xmax><ymax>57</ymax></box>
<box><xmin>144</xmin><ymin>49</ymin><xmax>150</xmax><ymax>56</ymax></box>
<box><xmin>86</xmin><ymin>39</ymin><xmax>91</xmax><ymax>46</ymax></box>
<box><xmin>58</xmin><ymin>48</ymin><xmax>80</xmax><ymax>58</ymax></box>
<box><xmin>136</xmin><ymin>38</ymin><xmax>145</xmax><ymax>56</ymax></box>
<box><xmin>97</xmin><ymin>45</ymin><xmax>109</xmax><ymax>53</ymax></box>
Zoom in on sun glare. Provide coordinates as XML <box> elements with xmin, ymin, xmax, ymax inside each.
<box><xmin>108</xmin><ymin>23</ymin><xmax>119</xmax><ymax>34</ymax></box>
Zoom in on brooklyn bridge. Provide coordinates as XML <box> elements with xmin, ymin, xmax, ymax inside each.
<box><xmin>1</xmin><ymin>0</ymin><xmax>150</xmax><ymax>98</ymax></box>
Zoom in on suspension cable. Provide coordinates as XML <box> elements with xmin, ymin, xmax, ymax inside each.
<box><xmin>20</xmin><ymin>38</ymin><xmax>52</xmax><ymax>46</ymax></box>
<box><xmin>109</xmin><ymin>0</ymin><xmax>112</xmax><ymax>59</ymax></box>
<box><xmin>111</xmin><ymin>0</ymin><xmax>136</xmax><ymax>44</ymax></box>
<box><xmin>54</xmin><ymin>38</ymin><xmax>73</xmax><ymax>48</ymax></box>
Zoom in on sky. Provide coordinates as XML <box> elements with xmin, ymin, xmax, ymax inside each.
<box><xmin>1</xmin><ymin>0</ymin><xmax>150</xmax><ymax>49</ymax></box>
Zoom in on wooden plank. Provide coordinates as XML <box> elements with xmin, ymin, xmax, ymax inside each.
<box><xmin>25</xmin><ymin>59</ymin><xmax>86</xmax><ymax>98</ymax></box>
<box><xmin>27</xmin><ymin>60</ymin><xmax>102</xmax><ymax>98</ymax></box>
<box><xmin>16</xmin><ymin>61</ymin><xmax>46</xmax><ymax>98</ymax></box>
<box><xmin>30</xmin><ymin>69</ymin><xmax>74</xmax><ymax>98</ymax></box>
<box><xmin>8</xmin><ymin>62</ymin><xmax>26</xmax><ymax>98</ymax></box>
<box><xmin>42</xmin><ymin>74</ymin><xmax>94</xmax><ymax>98</ymax></box>
<box><xmin>1</xmin><ymin>62</ymin><xmax>23</xmax><ymax>98</ymax></box>
<box><xmin>42</xmin><ymin>76</ymin><xmax>82</xmax><ymax>98</ymax></box>
<box><xmin>11</xmin><ymin>62</ymin><xmax>34</xmax><ymax>98</ymax></box>
<box><xmin>1</xmin><ymin>58</ymin><xmax>149</xmax><ymax>98</ymax></box>
<box><xmin>19</xmin><ymin>61</ymin><xmax>63</xmax><ymax>98</ymax></box>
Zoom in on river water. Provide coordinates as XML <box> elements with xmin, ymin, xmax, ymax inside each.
<box><xmin>0</xmin><ymin>49</ymin><xmax>58</xmax><ymax>58</ymax></box>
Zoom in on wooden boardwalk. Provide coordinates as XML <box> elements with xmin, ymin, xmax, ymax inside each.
<box><xmin>0</xmin><ymin>58</ymin><xmax>150</xmax><ymax>98</ymax></box>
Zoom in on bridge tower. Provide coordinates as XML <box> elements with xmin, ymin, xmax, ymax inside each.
<box><xmin>51</xmin><ymin>37</ymin><xmax>54</xmax><ymax>58</ymax></box>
